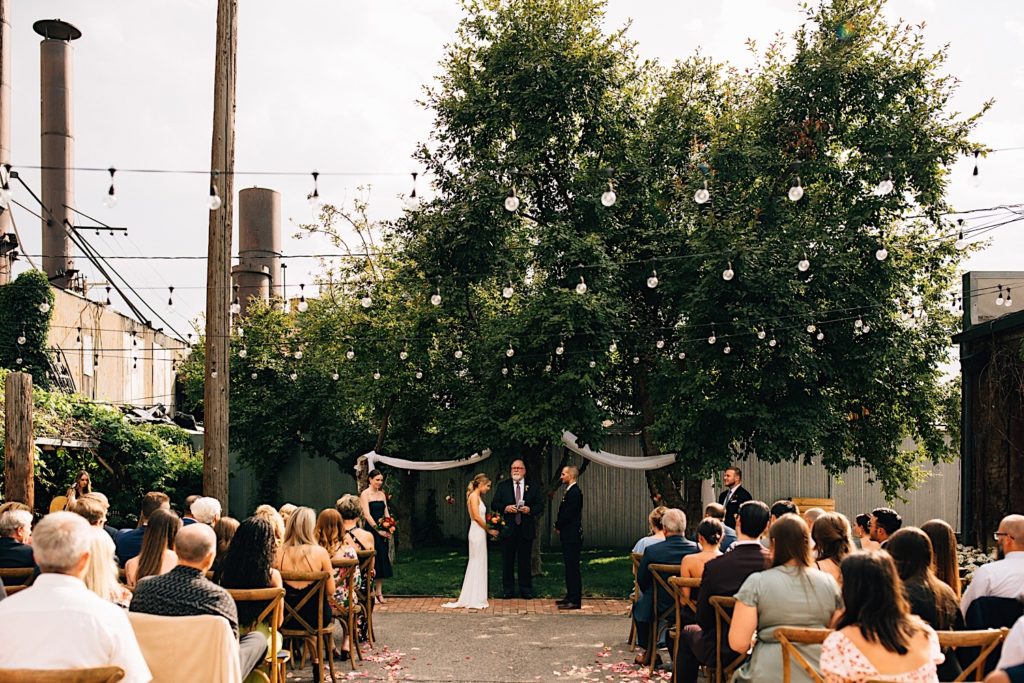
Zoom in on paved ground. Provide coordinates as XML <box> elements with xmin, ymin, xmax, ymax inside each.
<box><xmin>285</xmin><ymin>599</ymin><xmax>671</xmax><ymax>682</ymax></box>
<box><xmin>375</xmin><ymin>596</ymin><xmax>631</xmax><ymax>616</ymax></box>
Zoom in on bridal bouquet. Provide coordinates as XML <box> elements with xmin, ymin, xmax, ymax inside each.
<box><xmin>378</xmin><ymin>516</ymin><xmax>397</xmax><ymax>535</ymax></box>
<box><xmin>486</xmin><ymin>512</ymin><xmax>505</xmax><ymax>540</ymax></box>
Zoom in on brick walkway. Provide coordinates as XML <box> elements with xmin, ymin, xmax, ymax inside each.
<box><xmin>375</xmin><ymin>596</ymin><xmax>630</xmax><ymax>615</ymax></box>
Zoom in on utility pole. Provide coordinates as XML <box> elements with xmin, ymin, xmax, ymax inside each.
<box><xmin>4</xmin><ymin>372</ymin><xmax>34</xmax><ymax>509</ymax></box>
<box><xmin>203</xmin><ymin>0</ymin><xmax>237</xmax><ymax>509</ymax></box>
<box><xmin>0</xmin><ymin>0</ymin><xmax>12</xmax><ymax>285</ymax></box>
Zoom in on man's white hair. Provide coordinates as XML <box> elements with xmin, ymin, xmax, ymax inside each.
<box><xmin>662</xmin><ymin>508</ymin><xmax>687</xmax><ymax>535</ymax></box>
<box><xmin>190</xmin><ymin>496</ymin><xmax>222</xmax><ymax>524</ymax></box>
<box><xmin>0</xmin><ymin>509</ymin><xmax>33</xmax><ymax>537</ymax></box>
<box><xmin>33</xmin><ymin>511</ymin><xmax>90</xmax><ymax>573</ymax></box>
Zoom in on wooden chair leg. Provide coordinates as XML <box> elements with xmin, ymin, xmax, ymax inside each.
<box><xmin>324</xmin><ymin>632</ymin><xmax>337</xmax><ymax>683</ymax></box>
<box><xmin>648</xmin><ymin>621</ymin><xmax>659</xmax><ymax>673</ymax></box>
<box><xmin>628</xmin><ymin>618</ymin><xmax>636</xmax><ymax>651</ymax></box>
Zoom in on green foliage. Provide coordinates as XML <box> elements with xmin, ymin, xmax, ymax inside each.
<box><xmin>0</xmin><ymin>270</ymin><xmax>55</xmax><ymax>389</ymax></box>
<box><xmin>0</xmin><ymin>369</ymin><xmax>202</xmax><ymax>524</ymax></box>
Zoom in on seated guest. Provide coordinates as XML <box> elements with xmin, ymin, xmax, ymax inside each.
<box><xmin>182</xmin><ymin>494</ymin><xmax>201</xmax><ymax>525</ymax></box>
<box><xmin>0</xmin><ymin>508</ymin><xmax>35</xmax><ymax>569</ymax></box>
<box><xmin>115</xmin><ymin>491</ymin><xmax>170</xmax><ymax>566</ymax></box>
<box><xmin>988</xmin><ymin>615</ymin><xmax>1024</xmax><ymax>683</ymax></box>
<box><xmin>131</xmin><ymin>523</ymin><xmax>268</xmax><ymax>680</ymax></box>
<box><xmin>219</xmin><ymin>516</ymin><xmax>284</xmax><ymax>630</ymax></box>
<box><xmin>0</xmin><ymin>501</ymin><xmax>31</xmax><ymax>515</ymax></box>
<box><xmin>703</xmin><ymin>503</ymin><xmax>737</xmax><ymax>551</ymax></box>
<box><xmin>83</xmin><ymin>526</ymin><xmax>133</xmax><ymax>609</ymax></box>
<box><xmin>279</xmin><ymin>503</ymin><xmax>297</xmax><ymax>525</ymax></box>
<box><xmin>962</xmin><ymin>514</ymin><xmax>1024</xmax><ymax>617</ymax></box>
<box><xmin>680</xmin><ymin>517</ymin><xmax>724</xmax><ymax>602</ymax></box>
<box><xmin>762</xmin><ymin>499</ymin><xmax>799</xmax><ymax>548</ymax></box>
<box><xmin>803</xmin><ymin>507</ymin><xmax>826</xmax><ymax>527</ymax></box>
<box><xmin>677</xmin><ymin>500</ymin><xmax>771</xmax><ymax>683</ymax></box>
<box><xmin>729</xmin><ymin>514</ymin><xmax>841</xmax><ymax>683</ymax></box>
<box><xmin>316</xmin><ymin>507</ymin><xmax>359</xmax><ymax>660</ymax></box>
<box><xmin>853</xmin><ymin>513</ymin><xmax>881</xmax><ymax>551</ymax></box>
<box><xmin>888</xmin><ymin>527</ymin><xmax>963</xmax><ymax>681</ymax></box>
<box><xmin>336</xmin><ymin>494</ymin><xmax>374</xmax><ymax>648</ymax></box>
<box><xmin>276</xmin><ymin>506</ymin><xmax>336</xmax><ymax>679</ymax></box>
<box><xmin>212</xmin><ymin>516</ymin><xmax>239</xmax><ymax>582</ymax></box>
<box><xmin>254</xmin><ymin>504</ymin><xmax>286</xmax><ymax>547</ymax></box>
<box><xmin>632</xmin><ymin>508</ymin><xmax>698</xmax><ymax>667</ymax></box>
<box><xmin>812</xmin><ymin>512</ymin><xmax>854</xmax><ymax>583</ymax></box>
<box><xmin>632</xmin><ymin>506</ymin><xmax>668</xmax><ymax>555</ymax></box>
<box><xmin>82</xmin><ymin>492</ymin><xmax>119</xmax><ymax>541</ymax></box>
<box><xmin>125</xmin><ymin>508</ymin><xmax>181</xmax><ymax>588</ymax></box>
<box><xmin>71</xmin><ymin>494</ymin><xmax>108</xmax><ymax>529</ymax></box>
<box><xmin>921</xmin><ymin>519</ymin><xmax>961</xmax><ymax>600</ymax></box>
<box><xmin>191</xmin><ymin>496</ymin><xmax>222</xmax><ymax>526</ymax></box>
<box><xmin>870</xmin><ymin>507</ymin><xmax>902</xmax><ymax>548</ymax></box>
<box><xmin>821</xmin><ymin>550</ymin><xmax>943</xmax><ymax>682</ymax></box>
<box><xmin>0</xmin><ymin>512</ymin><xmax>151</xmax><ymax>681</ymax></box>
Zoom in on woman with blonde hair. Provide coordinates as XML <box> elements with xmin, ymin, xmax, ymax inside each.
<box><xmin>813</xmin><ymin>512</ymin><xmax>855</xmax><ymax>583</ymax></box>
<box><xmin>125</xmin><ymin>508</ymin><xmax>181</xmax><ymax>588</ymax></box>
<box><xmin>82</xmin><ymin>526</ymin><xmax>132</xmax><ymax>608</ymax></box>
<box><xmin>254</xmin><ymin>504</ymin><xmax>285</xmax><ymax>547</ymax></box>
<box><xmin>443</xmin><ymin>473</ymin><xmax>499</xmax><ymax>610</ymax></box>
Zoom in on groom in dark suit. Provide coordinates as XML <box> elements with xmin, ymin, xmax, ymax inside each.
<box><xmin>555</xmin><ymin>465</ymin><xmax>583</xmax><ymax>610</ymax></box>
<box><xmin>717</xmin><ymin>466</ymin><xmax>752</xmax><ymax>529</ymax></box>
<box><xmin>491</xmin><ymin>459</ymin><xmax>544</xmax><ymax>599</ymax></box>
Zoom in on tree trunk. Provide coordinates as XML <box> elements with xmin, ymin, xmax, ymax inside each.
<box><xmin>4</xmin><ymin>372</ymin><xmax>34</xmax><ymax>510</ymax></box>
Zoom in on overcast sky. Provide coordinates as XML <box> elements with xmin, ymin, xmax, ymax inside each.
<box><xmin>7</xmin><ymin>0</ymin><xmax>1023</xmax><ymax>338</ymax></box>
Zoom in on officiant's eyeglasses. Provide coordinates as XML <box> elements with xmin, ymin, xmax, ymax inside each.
<box><xmin>994</xmin><ymin>531</ymin><xmax>1014</xmax><ymax>541</ymax></box>
<box><xmin>511</xmin><ymin>465</ymin><xmax>525</xmax><ymax>471</ymax></box>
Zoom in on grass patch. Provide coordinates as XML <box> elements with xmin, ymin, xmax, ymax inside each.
<box><xmin>384</xmin><ymin>545</ymin><xmax>631</xmax><ymax>599</ymax></box>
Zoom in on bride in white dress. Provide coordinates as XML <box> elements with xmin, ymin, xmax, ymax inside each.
<box><xmin>443</xmin><ymin>473</ymin><xmax>499</xmax><ymax>609</ymax></box>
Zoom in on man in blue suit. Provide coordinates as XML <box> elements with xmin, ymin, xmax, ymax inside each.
<box><xmin>114</xmin><ymin>491</ymin><xmax>169</xmax><ymax>567</ymax></box>
<box><xmin>633</xmin><ymin>508</ymin><xmax>698</xmax><ymax>665</ymax></box>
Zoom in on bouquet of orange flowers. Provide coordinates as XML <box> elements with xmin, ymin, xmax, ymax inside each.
<box><xmin>378</xmin><ymin>516</ymin><xmax>397</xmax><ymax>535</ymax></box>
<box><xmin>486</xmin><ymin>511</ymin><xmax>505</xmax><ymax>540</ymax></box>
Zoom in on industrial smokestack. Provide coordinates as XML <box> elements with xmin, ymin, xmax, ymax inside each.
<box><xmin>35</xmin><ymin>18</ymin><xmax>80</xmax><ymax>289</ymax></box>
<box><xmin>232</xmin><ymin>187</ymin><xmax>281</xmax><ymax>315</ymax></box>
<box><xmin>0</xmin><ymin>0</ymin><xmax>14</xmax><ymax>285</ymax></box>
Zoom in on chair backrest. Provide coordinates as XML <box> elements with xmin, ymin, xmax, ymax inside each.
<box><xmin>5</xmin><ymin>584</ymin><xmax>29</xmax><ymax>596</ymax></box>
<box><xmin>129</xmin><ymin>611</ymin><xmax>242</xmax><ymax>683</ymax></box>
<box><xmin>668</xmin><ymin>576</ymin><xmax>700</xmax><ymax>613</ymax></box>
<box><xmin>937</xmin><ymin>628</ymin><xmax>1009</xmax><ymax>682</ymax></box>
<box><xmin>648</xmin><ymin>563</ymin><xmax>682</xmax><ymax>620</ymax></box>
<box><xmin>278</xmin><ymin>571</ymin><xmax>330</xmax><ymax>635</ymax></box>
<box><xmin>0</xmin><ymin>567</ymin><xmax>35</xmax><ymax>586</ymax></box>
<box><xmin>330</xmin><ymin>558</ymin><xmax>359</xmax><ymax>611</ymax></box>
<box><xmin>775</xmin><ymin>627</ymin><xmax>830</xmax><ymax>683</ymax></box>
<box><xmin>226</xmin><ymin>586</ymin><xmax>285</xmax><ymax>630</ymax></box>
<box><xmin>0</xmin><ymin>666</ymin><xmax>125</xmax><ymax>683</ymax></box>
<box><xmin>630</xmin><ymin>552</ymin><xmax>642</xmax><ymax>602</ymax></box>
<box><xmin>709</xmin><ymin>596</ymin><xmax>747</xmax><ymax>682</ymax></box>
<box><xmin>964</xmin><ymin>596</ymin><xmax>1023</xmax><ymax>630</ymax></box>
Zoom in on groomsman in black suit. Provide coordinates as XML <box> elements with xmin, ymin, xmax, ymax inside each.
<box><xmin>717</xmin><ymin>466</ymin><xmax>752</xmax><ymax>529</ymax></box>
<box><xmin>491</xmin><ymin>459</ymin><xmax>545</xmax><ymax>598</ymax></box>
<box><xmin>555</xmin><ymin>465</ymin><xmax>583</xmax><ymax>610</ymax></box>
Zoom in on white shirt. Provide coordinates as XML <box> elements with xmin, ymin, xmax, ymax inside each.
<box><xmin>960</xmin><ymin>551</ymin><xmax>1024</xmax><ymax>616</ymax></box>
<box><xmin>0</xmin><ymin>573</ymin><xmax>152</xmax><ymax>682</ymax></box>
<box><xmin>997</xmin><ymin>615</ymin><xmax>1024</xmax><ymax>670</ymax></box>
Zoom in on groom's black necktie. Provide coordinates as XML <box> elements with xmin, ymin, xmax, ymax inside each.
<box><xmin>515</xmin><ymin>481</ymin><xmax>522</xmax><ymax>525</ymax></box>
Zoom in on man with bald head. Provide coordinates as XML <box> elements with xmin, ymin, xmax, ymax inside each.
<box><xmin>130</xmin><ymin>523</ymin><xmax>268</xmax><ymax>678</ymax></box>
<box><xmin>962</xmin><ymin>514</ymin><xmax>1024</xmax><ymax>617</ymax></box>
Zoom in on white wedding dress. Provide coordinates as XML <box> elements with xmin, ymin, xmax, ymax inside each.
<box><xmin>442</xmin><ymin>500</ymin><xmax>489</xmax><ymax>609</ymax></box>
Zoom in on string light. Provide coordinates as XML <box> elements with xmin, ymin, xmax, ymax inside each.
<box><xmin>723</xmin><ymin>342</ymin><xmax>732</xmax><ymax>354</ymax></box>
<box><xmin>238</xmin><ymin>347</ymin><xmax>247</xmax><ymax>358</ymax></box>
<box><xmin>373</xmin><ymin>370</ymin><xmax>381</xmax><ymax>380</ymax></box>
<box><xmin>251</xmin><ymin>371</ymin><xmax>258</xmax><ymax>379</ymax></box>
<box><xmin>996</xmin><ymin>285</ymin><xmax>1005</xmax><ymax>306</ymax></box>
<box><xmin>308</xmin><ymin>171</ymin><xmax>322</xmax><ymax>210</ymax></box>
<box><xmin>677</xmin><ymin>351</ymin><xmax>686</xmax><ymax>360</ymax></box>
<box><xmin>502</xmin><ymin>280</ymin><xmax>515</xmax><ymax>299</ymax></box>
<box><xmin>875</xmin><ymin>238</ymin><xmax>889</xmax><ymax>262</ymax></box>
<box><xmin>454</xmin><ymin>349</ymin><xmax>464</xmax><ymax>359</ymax></box>
<box><xmin>360</xmin><ymin>291</ymin><xmax>372</xmax><ymax>308</ymax></box>
<box><xmin>415</xmin><ymin>370</ymin><xmax>423</xmax><ymax>379</ymax></box>
<box><xmin>575</xmin><ymin>276</ymin><xmax>588</xmax><ymax>295</ymax></box>
<box><xmin>294</xmin><ymin>350</ymin><xmax>303</xmax><ymax>360</ymax></box>
<box><xmin>757</xmin><ymin>328</ymin><xmax>766</xmax><ymax>340</ymax></box>
<box><xmin>506</xmin><ymin>343</ymin><xmax>515</xmax><ymax>358</ymax></box>
<box><xmin>76</xmin><ymin>327</ymin><xmax>81</xmax><ymax>343</ymax></box>
<box><xmin>504</xmin><ymin>189</ymin><xmax>520</xmax><ymax>212</ymax></box>
<box><xmin>404</xmin><ymin>172</ymin><xmax>420</xmax><ymax>210</ymax></box>
<box><xmin>0</xmin><ymin>164</ymin><xmax>11</xmax><ymax>208</ymax></box>
<box><xmin>230</xmin><ymin>284</ymin><xmax>241</xmax><ymax>314</ymax></box>
<box><xmin>694</xmin><ymin>180</ymin><xmax>710</xmax><ymax>205</ymax></box>
<box><xmin>543</xmin><ymin>364</ymin><xmax>552</xmax><ymax>373</ymax></box>
<box><xmin>38</xmin><ymin>302</ymin><xmax>50</xmax><ymax>313</ymax></box>
<box><xmin>816</xmin><ymin>331</ymin><xmax>825</xmax><ymax>341</ymax></box>
<box><xmin>655</xmin><ymin>339</ymin><xmax>665</xmax><ymax>349</ymax></box>
<box><xmin>346</xmin><ymin>348</ymin><xmax>355</xmax><ymax>360</ymax></box>
<box><xmin>399</xmin><ymin>347</ymin><xmax>409</xmax><ymax>361</ymax></box>
<box><xmin>632</xmin><ymin>356</ymin><xmax>640</xmax><ymax>364</ymax></box>
<box><xmin>807</xmin><ymin>324</ymin><xmax>817</xmax><ymax>333</ymax></box>
<box><xmin>970</xmin><ymin>150</ymin><xmax>981</xmax><ymax>188</ymax></box>
<box><xmin>208</xmin><ymin>172</ymin><xmax>222</xmax><ymax>211</ymax></box>
<box><xmin>608</xmin><ymin>340</ymin><xmax>618</xmax><ymax>353</ymax></box>
<box><xmin>15</xmin><ymin>356</ymin><xmax>21</xmax><ymax>365</ymax></box>
<box><xmin>722</xmin><ymin>261</ymin><xmax>735</xmax><ymax>281</ymax></box>
<box><xmin>103</xmin><ymin>167</ymin><xmax>117</xmax><ymax>208</ymax></box>
<box><xmin>297</xmin><ymin>284</ymin><xmax>309</xmax><ymax>312</ymax></box>
<box><xmin>646</xmin><ymin>269</ymin><xmax>659</xmax><ymax>289</ymax></box>
<box><xmin>788</xmin><ymin>176</ymin><xmax>804</xmax><ymax>202</ymax></box>
<box><xmin>769</xmin><ymin>330</ymin><xmax>778</xmax><ymax>347</ymax></box>
<box><xmin>167</xmin><ymin>286</ymin><xmax>174</xmax><ymax>307</ymax></box>
<box><xmin>708</xmin><ymin>326</ymin><xmax>717</xmax><ymax>345</ymax></box>
<box><xmin>105</xmin><ymin>286</ymin><xmax>112</xmax><ymax>306</ymax></box>
<box><xmin>1007</xmin><ymin>289</ymin><xmax>1014</xmax><ymax>307</ymax></box>
<box><xmin>430</xmin><ymin>285</ymin><xmax>442</xmax><ymax>306</ymax></box>
<box><xmin>798</xmin><ymin>254</ymin><xmax>810</xmax><ymax>272</ymax></box>
<box><xmin>555</xmin><ymin>340</ymin><xmax>565</xmax><ymax>355</ymax></box>
<box><xmin>588</xmin><ymin>360</ymin><xmax>596</xmax><ymax>368</ymax></box>
<box><xmin>289</xmin><ymin>372</ymin><xmax>297</xmax><ymax>381</ymax></box>
<box><xmin>601</xmin><ymin>180</ymin><xmax>617</xmax><ymax>207</ymax></box>
<box><xmin>874</xmin><ymin>175</ymin><xmax>894</xmax><ymax>197</ymax></box>
<box><xmin>17</xmin><ymin>331</ymin><xmax>25</xmax><ymax>345</ymax></box>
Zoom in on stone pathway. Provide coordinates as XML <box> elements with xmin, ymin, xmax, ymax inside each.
<box><xmin>375</xmin><ymin>597</ymin><xmax>630</xmax><ymax>616</ymax></box>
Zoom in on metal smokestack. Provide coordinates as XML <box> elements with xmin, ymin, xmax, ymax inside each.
<box><xmin>35</xmin><ymin>19</ymin><xmax>80</xmax><ymax>289</ymax></box>
<box><xmin>0</xmin><ymin>0</ymin><xmax>14</xmax><ymax>285</ymax></box>
<box><xmin>232</xmin><ymin>187</ymin><xmax>281</xmax><ymax>315</ymax></box>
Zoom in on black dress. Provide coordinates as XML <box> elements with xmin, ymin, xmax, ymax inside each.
<box><xmin>367</xmin><ymin>500</ymin><xmax>394</xmax><ymax>580</ymax></box>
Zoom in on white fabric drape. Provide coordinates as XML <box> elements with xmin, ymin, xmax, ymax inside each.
<box><xmin>357</xmin><ymin>448</ymin><xmax>492</xmax><ymax>473</ymax></box>
<box><xmin>561</xmin><ymin>431</ymin><xmax>677</xmax><ymax>470</ymax></box>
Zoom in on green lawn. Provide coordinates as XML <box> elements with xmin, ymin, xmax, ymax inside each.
<box><xmin>384</xmin><ymin>545</ymin><xmax>632</xmax><ymax>599</ymax></box>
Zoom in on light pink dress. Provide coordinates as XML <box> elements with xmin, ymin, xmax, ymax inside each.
<box><xmin>820</xmin><ymin>629</ymin><xmax>942</xmax><ymax>683</ymax></box>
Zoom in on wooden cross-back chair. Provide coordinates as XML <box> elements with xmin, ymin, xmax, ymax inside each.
<box><xmin>226</xmin><ymin>586</ymin><xmax>288</xmax><ymax>683</ymax></box>
<box><xmin>0</xmin><ymin>567</ymin><xmax>35</xmax><ymax>587</ymax></box>
<box><xmin>708</xmin><ymin>596</ymin><xmax>747</xmax><ymax>683</ymax></box>
<box><xmin>355</xmin><ymin>549</ymin><xmax>376</xmax><ymax>646</ymax></box>
<box><xmin>627</xmin><ymin>552</ymin><xmax>642</xmax><ymax>651</ymax></box>
<box><xmin>278</xmin><ymin>571</ymin><xmax>335</xmax><ymax>683</ymax></box>
<box><xmin>5</xmin><ymin>584</ymin><xmax>29</xmax><ymax>596</ymax></box>
<box><xmin>937</xmin><ymin>628</ymin><xmax>1009</xmax><ymax>682</ymax></box>
<box><xmin>330</xmin><ymin>558</ymin><xmax>363</xmax><ymax>671</ymax></box>
<box><xmin>775</xmin><ymin>627</ymin><xmax>830</xmax><ymax>683</ymax></box>
<box><xmin>667</xmin><ymin>576</ymin><xmax>700</xmax><ymax>683</ymax></box>
<box><xmin>0</xmin><ymin>666</ymin><xmax>125</xmax><ymax>683</ymax></box>
<box><xmin>647</xmin><ymin>563</ymin><xmax>683</xmax><ymax>674</ymax></box>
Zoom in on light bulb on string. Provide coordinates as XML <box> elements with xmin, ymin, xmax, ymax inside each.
<box><xmin>677</xmin><ymin>351</ymin><xmax>686</xmax><ymax>360</ymax></box>
<box><xmin>855</xmin><ymin>317</ymin><xmax>864</xmax><ymax>329</ymax></box>
<box><xmin>105</xmin><ymin>286</ymin><xmax>112</xmax><ymax>306</ymax></box>
<box><xmin>1007</xmin><ymin>289</ymin><xmax>1014</xmax><ymax>307</ymax></box>
<box><xmin>757</xmin><ymin>329</ymin><xmax>766</xmax><ymax>340</ymax></box>
<box><xmin>208</xmin><ymin>172</ymin><xmax>222</xmax><ymax>211</ymax></box>
<box><xmin>555</xmin><ymin>341</ymin><xmax>565</xmax><ymax>356</ymax></box>
<box><xmin>294</xmin><ymin>350</ymin><xmax>303</xmax><ymax>360</ymax></box>
<box><xmin>608</xmin><ymin>340</ymin><xmax>618</xmax><ymax>353</ymax></box>
<box><xmin>816</xmin><ymin>331</ymin><xmax>825</xmax><ymax>341</ymax></box>
<box><xmin>331</xmin><ymin>371</ymin><xmax>339</xmax><ymax>381</ymax></box>
<box><xmin>502</xmin><ymin>280</ymin><xmax>515</xmax><ymax>299</ymax></box>
<box><xmin>506</xmin><ymin>343</ymin><xmax>515</xmax><ymax>358</ymax></box>
<box><xmin>251</xmin><ymin>372</ymin><xmax>258</xmax><ymax>380</ymax></box>
<box><xmin>969</xmin><ymin>150</ymin><xmax>981</xmax><ymax>188</ymax></box>
<box><xmin>415</xmin><ymin>370</ymin><xmax>424</xmax><ymax>380</ymax></box>
<box><xmin>454</xmin><ymin>349</ymin><xmax>464</xmax><ymax>359</ymax></box>
<box><xmin>17</xmin><ymin>332</ymin><xmax>26</xmax><ymax>345</ymax></box>
<box><xmin>346</xmin><ymin>349</ymin><xmax>355</xmax><ymax>360</ymax></box>
<box><xmin>798</xmin><ymin>254</ymin><xmax>811</xmax><ymax>272</ymax></box>
<box><xmin>103</xmin><ymin>167</ymin><xmax>117</xmax><ymax>208</ymax></box>
<box><xmin>722</xmin><ymin>261</ymin><xmax>735</xmax><ymax>281</ymax></box>
<box><xmin>708</xmin><ymin>326</ymin><xmax>717</xmax><ymax>345</ymax></box>
<box><xmin>632</xmin><ymin>356</ymin><xmax>640</xmax><ymax>364</ymax></box>
<box><xmin>373</xmin><ymin>370</ymin><xmax>381</xmax><ymax>381</ymax></box>
<box><xmin>575</xmin><ymin>275</ymin><xmax>588</xmax><ymax>295</ymax></box>
<box><xmin>768</xmin><ymin>330</ymin><xmax>778</xmax><ymax>347</ymax></box>
<box><xmin>404</xmin><ymin>172</ymin><xmax>420</xmax><ymax>210</ymax></box>
<box><xmin>504</xmin><ymin>189</ymin><xmax>520</xmax><ymax>212</ymax></box>
<box><xmin>289</xmin><ymin>372</ymin><xmax>297</xmax><ymax>381</ymax></box>
<box><xmin>132</xmin><ymin>357</ymin><xmax>138</xmax><ymax>370</ymax></box>
<box><xmin>39</xmin><ymin>302</ymin><xmax>50</xmax><ymax>313</ymax></box>
<box><xmin>399</xmin><ymin>348</ymin><xmax>409</xmax><ymax>361</ymax></box>
<box><xmin>297</xmin><ymin>284</ymin><xmax>309</xmax><ymax>312</ymax></box>
<box><xmin>15</xmin><ymin>357</ymin><xmax>21</xmax><ymax>365</ymax></box>
<box><xmin>874</xmin><ymin>176</ymin><xmax>894</xmax><ymax>197</ymax></box>
<box><xmin>954</xmin><ymin>219</ymin><xmax>967</xmax><ymax>250</ymax></box>
<box><xmin>501</xmin><ymin>367</ymin><xmax>509</xmax><ymax>376</ymax></box>
<box><xmin>862</xmin><ymin>323</ymin><xmax>871</xmax><ymax>333</ymax></box>
<box><xmin>875</xmin><ymin>245</ymin><xmax>888</xmax><ymax>261</ymax></box>
<box><xmin>656</xmin><ymin>339</ymin><xmax>665</xmax><ymax>349</ymax></box>
<box><xmin>544</xmin><ymin>364</ymin><xmax>552</xmax><ymax>373</ymax></box>
<box><xmin>601</xmin><ymin>180</ymin><xmax>617</xmax><ymax>207</ymax></box>
<box><xmin>646</xmin><ymin>269</ymin><xmax>659</xmax><ymax>289</ymax></box>
<box><xmin>694</xmin><ymin>180</ymin><xmax>710</xmax><ymax>205</ymax></box>
<box><xmin>996</xmin><ymin>285</ymin><xmax>1005</xmax><ymax>306</ymax></box>
<box><xmin>430</xmin><ymin>286</ymin><xmax>442</xmax><ymax>306</ymax></box>
<box><xmin>75</xmin><ymin>327</ymin><xmax>81</xmax><ymax>343</ymax></box>
<box><xmin>788</xmin><ymin>176</ymin><xmax>804</xmax><ymax>202</ymax></box>
<box><xmin>360</xmin><ymin>292</ymin><xmax>372</xmax><ymax>308</ymax></box>
<box><xmin>237</xmin><ymin>326</ymin><xmax>244</xmax><ymax>338</ymax></box>
<box><xmin>230</xmin><ymin>284</ymin><xmax>241</xmax><ymax>314</ymax></box>
<box><xmin>723</xmin><ymin>342</ymin><xmax>732</xmax><ymax>354</ymax></box>
<box><xmin>588</xmin><ymin>360</ymin><xmax>597</xmax><ymax>368</ymax></box>
<box><xmin>0</xmin><ymin>164</ymin><xmax>12</xmax><ymax>208</ymax></box>
<box><xmin>238</xmin><ymin>347</ymin><xmax>247</xmax><ymax>358</ymax></box>
<box><xmin>167</xmin><ymin>286</ymin><xmax>175</xmax><ymax>307</ymax></box>
<box><xmin>308</xmin><ymin>171</ymin><xmax>322</xmax><ymax>210</ymax></box>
